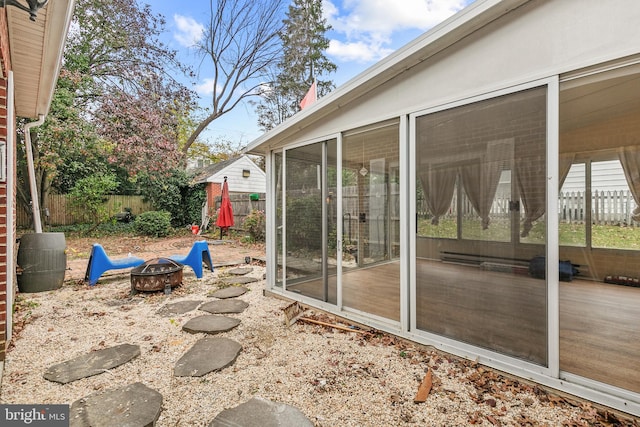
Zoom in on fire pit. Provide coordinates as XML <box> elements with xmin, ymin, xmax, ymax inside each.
<box><xmin>130</xmin><ymin>258</ymin><xmax>183</xmax><ymax>293</ymax></box>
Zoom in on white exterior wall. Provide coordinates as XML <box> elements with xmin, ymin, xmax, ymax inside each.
<box><xmin>206</xmin><ymin>156</ymin><xmax>266</xmax><ymax>194</ymax></box>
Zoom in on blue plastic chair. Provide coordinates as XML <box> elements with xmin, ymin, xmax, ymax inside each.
<box><xmin>84</xmin><ymin>244</ymin><xmax>145</xmax><ymax>286</ymax></box>
<box><xmin>170</xmin><ymin>240</ymin><xmax>213</xmax><ymax>279</ymax></box>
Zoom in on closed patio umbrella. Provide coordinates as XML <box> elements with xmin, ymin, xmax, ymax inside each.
<box><xmin>216</xmin><ymin>176</ymin><xmax>234</xmax><ymax>238</ymax></box>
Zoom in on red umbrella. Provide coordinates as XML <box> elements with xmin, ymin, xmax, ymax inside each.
<box><xmin>216</xmin><ymin>176</ymin><xmax>234</xmax><ymax>238</ymax></box>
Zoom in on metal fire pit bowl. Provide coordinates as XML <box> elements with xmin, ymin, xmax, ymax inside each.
<box><xmin>130</xmin><ymin>258</ymin><xmax>183</xmax><ymax>293</ymax></box>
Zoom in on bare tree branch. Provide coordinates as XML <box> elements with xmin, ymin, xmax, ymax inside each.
<box><xmin>184</xmin><ymin>0</ymin><xmax>285</xmax><ymax>153</ymax></box>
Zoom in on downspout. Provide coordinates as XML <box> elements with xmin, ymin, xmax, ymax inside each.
<box><xmin>23</xmin><ymin>115</ymin><xmax>45</xmax><ymax>233</ymax></box>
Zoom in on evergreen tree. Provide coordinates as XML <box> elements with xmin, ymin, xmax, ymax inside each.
<box><xmin>256</xmin><ymin>0</ymin><xmax>336</xmax><ymax>131</ymax></box>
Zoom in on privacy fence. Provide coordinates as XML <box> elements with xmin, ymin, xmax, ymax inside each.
<box><xmin>213</xmin><ymin>193</ymin><xmax>266</xmax><ymax>230</ymax></box>
<box><xmin>17</xmin><ymin>195</ymin><xmax>154</xmax><ymax>228</ymax></box>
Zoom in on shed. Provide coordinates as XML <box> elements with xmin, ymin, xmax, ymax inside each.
<box><xmin>246</xmin><ymin>0</ymin><xmax>640</xmax><ymax>416</ymax></box>
<box><xmin>192</xmin><ymin>155</ymin><xmax>266</xmax><ymax>217</ymax></box>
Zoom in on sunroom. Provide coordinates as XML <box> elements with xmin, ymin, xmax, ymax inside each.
<box><xmin>246</xmin><ymin>0</ymin><xmax>640</xmax><ymax>416</ymax></box>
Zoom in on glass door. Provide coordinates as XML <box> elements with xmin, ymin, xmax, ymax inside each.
<box><xmin>341</xmin><ymin>122</ymin><xmax>400</xmax><ymax>321</ymax></box>
<box><xmin>282</xmin><ymin>140</ymin><xmax>337</xmax><ymax>304</ymax></box>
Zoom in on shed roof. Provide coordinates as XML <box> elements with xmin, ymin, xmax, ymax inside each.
<box><xmin>191</xmin><ymin>155</ymin><xmax>265</xmax><ymax>184</ymax></box>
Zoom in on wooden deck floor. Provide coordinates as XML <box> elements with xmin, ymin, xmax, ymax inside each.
<box><xmin>286</xmin><ymin>259</ymin><xmax>640</xmax><ymax>394</ymax></box>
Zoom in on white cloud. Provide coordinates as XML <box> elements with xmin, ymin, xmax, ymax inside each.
<box><xmin>324</xmin><ymin>0</ymin><xmax>469</xmax><ymax>62</ymax></box>
<box><xmin>327</xmin><ymin>39</ymin><xmax>393</xmax><ymax>63</ymax></box>
<box><xmin>173</xmin><ymin>14</ymin><xmax>204</xmax><ymax>47</ymax></box>
<box><xmin>195</xmin><ymin>78</ymin><xmax>219</xmax><ymax>96</ymax></box>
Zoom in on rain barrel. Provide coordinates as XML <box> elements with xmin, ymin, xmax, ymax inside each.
<box><xmin>17</xmin><ymin>232</ymin><xmax>66</xmax><ymax>293</ymax></box>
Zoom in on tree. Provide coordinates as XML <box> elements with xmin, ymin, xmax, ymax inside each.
<box><xmin>255</xmin><ymin>0</ymin><xmax>336</xmax><ymax>131</ymax></box>
<box><xmin>182</xmin><ymin>0</ymin><xmax>285</xmax><ymax>154</ymax></box>
<box><xmin>17</xmin><ymin>0</ymin><xmax>196</xmax><ymax>223</ymax></box>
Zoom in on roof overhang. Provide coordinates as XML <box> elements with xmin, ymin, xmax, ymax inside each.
<box><xmin>244</xmin><ymin>0</ymin><xmax>528</xmax><ymax>155</ymax></box>
<box><xmin>3</xmin><ymin>0</ymin><xmax>75</xmax><ymax>118</ymax></box>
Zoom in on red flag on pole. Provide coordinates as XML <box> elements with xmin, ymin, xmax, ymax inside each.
<box><xmin>299</xmin><ymin>80</ymin><xmax>317</xmax><ymax>110</ymax></box>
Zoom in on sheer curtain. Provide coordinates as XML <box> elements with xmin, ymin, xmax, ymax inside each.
<box><xmin>619</xmin><ymin>146</ymin><xmax>640</xmax><ymax>222</ymax></box>
<box><xmin>419</xmin><ymin>165</ymin><xmax>457</xmax><ymax>225</ymax></box>
<box><xmin>516</xmin><ymin>154</ymin><xmax>546</xmax><ymax>237</ymax></box>
<box><xmin>460</xmin><ymin>140</ymin><xmax>511</xmax><ymax>229</ymax></box>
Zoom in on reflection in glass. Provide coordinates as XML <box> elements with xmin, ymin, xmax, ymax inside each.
<box><xmin>415</xmin><ymin>87</ymin><xmax>548</xmax><ymax>365</ymax></box>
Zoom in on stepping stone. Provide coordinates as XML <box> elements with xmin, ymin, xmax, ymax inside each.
<box><xmin>222</xmin><ymin>276</ymin><xmax>258</xmax><ymax>285</ymax></box>
<box><xmin>210</xmin><ymin>286</ymin><xmax>248</xmax><ymax>299</ymax></box>
<box><xmin>44</xmin><ymin>344</ymin><xmax>140</xmax><ymax>384</ymax></box>
<box><xmin>200</xmin><ymin>299</ymin><xmax>249</xmax><ymax>314</ymax></box>
<box><xmin>209</xmin><ymin>397</ymin><xmax>313</xmax><ymax>427</ymax></box>
<box><xmin>174</xmin><ymin>337</ymin><xmax>242</xmax><ymax>377</ymax></box>
<box><xmin>182</xmin><ymin>315</ymin><xmax>240</xmax><ymax>334</ymax></box>
<box><xmin>69</xmin><ymin>382</ymin><xmax>162</xmax><ymax>427</ymax></box>
<box><xmin>227</xmin><ymin>267</ymin><xmax>253</xmax><ymax>275</ymax></box>
<box><xmin>157</xmin><ymin>300</ymin><xmax>202</xmax><ymax>316</ymax></box>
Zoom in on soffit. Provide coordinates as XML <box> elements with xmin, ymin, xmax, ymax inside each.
<box><xmin>6</xmin><ymin>0</ymin><xmax>75</xmax><ymax>118</ymax></box>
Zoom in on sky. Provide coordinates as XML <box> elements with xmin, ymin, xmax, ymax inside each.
<box><xmin>146</xmin><ymin>0</ymin><xmax>476</xmax><ymax>148</ymax></box>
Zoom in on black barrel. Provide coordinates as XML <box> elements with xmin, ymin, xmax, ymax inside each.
<box><xmin>17</xmin><ymin>232</ymin><xmax>66</xmax><ymax>293</ymax></box>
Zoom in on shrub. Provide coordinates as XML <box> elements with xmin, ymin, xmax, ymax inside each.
<box><xmin>243</xmin><ymin>209</ymin><xmax>266</xmax><ymax>242</ymax></box>
<box><xmin>68</xmin><ymin>173</ymin><xmax>119</xmax><ymax>233</ymax></box>
<box><xmin>134</xmin><ymin>211</ymin><xmax>172</xmax><ymax>237</ymax></box>
<box><xmin>138</xmin><ymin>169</ymin><xmax>206</xmax><ymax>227</ymax></box>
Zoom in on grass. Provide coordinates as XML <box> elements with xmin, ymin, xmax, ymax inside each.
<box><xmin>418</xmin><ymin>216</ymin><xmax>640</xmax><ymax>250</ymax></box>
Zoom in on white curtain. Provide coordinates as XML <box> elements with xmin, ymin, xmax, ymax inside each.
<box><xmin>460</xmin><ymin>141</ymin><xmax>509</xmax><ymax>229</ymax></box>
<box><xmin>516</xmin><ymin>154</ymin><xmax>546</xmax><ymax>237</ymax></box>
<box><xmin>559</xmin><ymin>153</ymin><xmax>575</xmax><ymax>189</ymax></box>
<box><xmin>619</xmin><ymin>146</ymin><xmax>640</xmax><ymax>222</ymax></box>
<box><xmin>419</xmin><ymin>165</ymin><xmax>457</xmax><ymax>225</ymax></box>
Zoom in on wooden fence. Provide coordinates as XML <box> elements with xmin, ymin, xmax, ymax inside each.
<box><xmin>213</xmin><ymin>193</ymin><xmax>265</xmax><ymax>229</ymax></box>
<box><xmin>17</xmin><ymin>194</ymin><xmax>154</xmax><ymax>228</ymax></box>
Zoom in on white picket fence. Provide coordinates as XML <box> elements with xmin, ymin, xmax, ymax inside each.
<box><xmin>417</xmin><ymin>190</ymin><xmax>638</xmax><ymax>226</ymax></box>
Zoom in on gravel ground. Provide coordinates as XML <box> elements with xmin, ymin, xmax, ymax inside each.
<box><xmin>1</xmin><ymin>242</ymin><xmax>638</xmax><ymax>426</ymax></box>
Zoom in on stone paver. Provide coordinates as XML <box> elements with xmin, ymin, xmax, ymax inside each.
<box><xmin>44</xmin><ymin>344</ymin><xmax>140</xmax><ymax>384</ymax></box>
<box><xmin>209</xmin><ymin>397</ymin><xmax>314</xmax><ymax>427</ymax></box>
<box><xmin>69</xmin><ymin>382</ymin><xmax>162</xmax><ymax>427</ymax></box>
<box><xmin>199</xmin><ymin>299</ymin><xmax>248</xmax><ymax>314</ymax></box>
<box><xmin>222</xmin><ymin>276</ymin><xmax>258</xmax><ymax>285</ymax></box>
<box><xmin>156</xmin><ymin>300</ymin><xmax>202</xmax><ymax>316</ymax></box>
<box><xmin>182</xmin><ymin>315</ymin><xmax>240</xmax><ymax>334</ymax></box>
<box><xmin>226</xmin><ymin>267</ymin><xmax>253</xmax><ymax>276</ymax></box>
<box><xmin>174</xmin><ymin>337</ymin><xmax>242</xmax><ymax>377</ymax></box>
<box><xmin>209</xmin><ymin>286</ymin><xmax>248</xmax><ymax>299</ymax></box>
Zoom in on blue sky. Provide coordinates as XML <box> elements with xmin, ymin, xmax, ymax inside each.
<box><xmin>146</xmin><ymin>0</ymin><xmax>475</xmax><ymax>147</ymax></box>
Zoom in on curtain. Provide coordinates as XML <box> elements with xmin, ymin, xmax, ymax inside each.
<box><xmin>460</xmin><ymin>141</ymin><xmax>508</xmax><ymax>229</ymax></box>
<box><xmin>559</xmin><ymin>153</ymin><xmax>575</xmax><ymax>189</ymax></box>
<box><xmin>619</xmin><ymin>146</ymin><xmax>640</xmax><ymax>222</ymax></box>
<box><xmin>419</xmin><ymin>165</ymin><xmax>457</xmax><ymax>225</ymax></box>
<box><xmin>516</xmin><ymin>154</ymin><xmax>546</xmax><ymax>237</ymax></box>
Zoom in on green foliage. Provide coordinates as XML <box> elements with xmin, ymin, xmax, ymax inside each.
<box><xmin>243</xmin><ymin>209</ymin><xmax>266</xmax><ymax>242</ymax></box>
<box><xmin>68</xmin><ymin>174</ymin><xmax>119</xmax><ymax>232</ymax></box>
<box><xmin>134</xmin><ymin>211</ymin><xmax>172</xmax><ymax>237</ymax></box>
<box><xmin>286</xmin><ymin>195</ymin><xmax>322</xmax><ymax>250</ymax></box>
<box><xmin>49</xmin><ymin>221</ymin><xmax>136</xmax><ymax>238</ymax></box>
<box><xmin>137</xmin><ymin>169</ymin><xmax>206</xmax><ymax>227</ymax></box>
<box><xmin>255</xmin><ymin>0</ymin><xmax>336</xmax><ymax>131</ymax></box>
